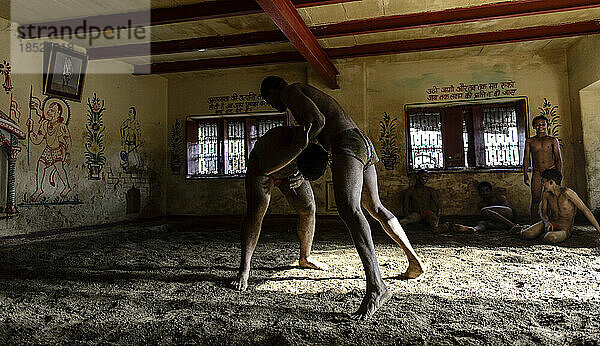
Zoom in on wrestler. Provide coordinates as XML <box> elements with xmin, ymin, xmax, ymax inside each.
<box><xmin>260</xmin><ymin>76</ymin><xmax>425</xmax><ymax>319</ymax></box>
<box><xmin>520</xmin><ymin>169</ymin><xmax>600</xmax><ymax>243</ymax></box>
<box><xmin>400</xmin><ymin>169</ymin><xmax>449</xmax><ymax>232</ymax></box>
<box><xmin>453</xmin><ymin>181</ymin><xmax>519</xmax><ymax>233</ymax></box>
<box><xmin>523</xmin><ymin>115</ymin><xmax>562</xmax><ymax>222</ymax></box>
<box><xmin>231</xmin><ymin>125</ymin><xmax>328</xmax><ymax>291</ymax></box>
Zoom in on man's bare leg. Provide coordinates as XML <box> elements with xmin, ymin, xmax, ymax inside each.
<box><xmin>362</xmin><ymin>165</ymin><xmax>424</xmax><ymax>279</ymax></box>
<box><xmin>333</xmin><ymin>156</ymin><xmax>391</xmax><ymax>319</ymax></box>
<box><xmin>278</xmin><ymin>180</ymin><xmax>328</xmax><ymax>270</ymax></box>
<box><xmin>543</xmin><ymin>228</ymin><xmax>571</xmax><ymax>244</ymax></box>
<box><xmin>31</xmin><ymin>161</ymin><xmax>47</xmax><ymax>202</ymax></box>
<box><xmin>520</xmin><ymin>221</ymin><xmax>545</xmax><ymax>240</ymax></box>
<box><xmin>231</xmin><ymin>172</ymin><xmax>272</xmax><ymax>291</ymax></box>
<box><xmin>530</xmin><ymin>171</ymin><xmax>542</xmax><ymax>223</ymax></box>
<box><xmin>481</xmin><ymin>206</ymin><xmax>515</xmax><ymax>228</ymax></box>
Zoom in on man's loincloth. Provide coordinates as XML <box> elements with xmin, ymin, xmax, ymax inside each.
<box><xmin>420</xmin><ymin>210</ymin><xmax>434</xmax><ymax>220</ymax></box>
<box><xmin>331</xmin><ymin>128</ymin><xmax>379</xmax><ymax>170</ymax></box>
<box><xmin>534</xmin><ymin>165</ymin><xmax>556</xmax><ymax>174</ymax></box>
<box><xmin>39</xmin><ymin>145</ymin><xmax>65</xmax><ymax>166</ymax></box>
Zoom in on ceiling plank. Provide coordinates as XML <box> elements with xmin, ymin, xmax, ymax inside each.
<box><xmin>89</xmin><ymin>0</ymin><xmax>600</xmax><ymax>60</ymax></box>
<box><xmin>254</xmin><ymin>0</ymin><xmax>339</xmax><ymax>89</ymax></box>
<box><xmin>133</xmin><ymin>21</ymin><xmax>600</xmax><ymax>74</ymax></box>
<box><xmin>18</xmin><ymin>0</ymin><xmax>359</xmax><ymax>39</ymax></box>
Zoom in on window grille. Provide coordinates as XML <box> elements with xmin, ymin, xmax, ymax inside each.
<box><xmin>482</xmin><ymin>106</ymin><xmax>519</xmax><ymax>167</ymax></box>
<box><xmin>225</xmin><ymin>120</ymin><xmax>246</xmax><ymax>175</ymax></box>
<box><xmin>197</xmin><ymin>121</ymin><xmax>219</xmax><ymax>175</ymax></box>
<box><xmin>408</xmin><ymin>110</ymin><xmax>443</xmax><ymax>169</ymax></box>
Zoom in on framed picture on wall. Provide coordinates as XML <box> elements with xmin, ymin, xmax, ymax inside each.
<box><xmin>43</xmin><ymin>44</ymin><xmax>88</xmax><ymax>102</ymax></box>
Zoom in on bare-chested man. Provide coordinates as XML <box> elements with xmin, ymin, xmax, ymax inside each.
<box><xmin>260</xmin><ymin>76</ymin><xmax>425</xmax><ymax>319</ymax></box>
<box><xmin>523</xmin><ymin>115</ymin><xmax>563</xmax><ymax>222</ymax></box>
<box><xmin>400</xmin><ymin>169</ymin><xmax>449</xmax><ymax>232</ymax></box>
<box><xmin>453</xmin><ymin>181</ymin><xmax>519</xmax><ymax>233</ymax></box>
<box><xmin>231</xmin><ymin>125</ymin><xmax>329</xmax><ymax>291</ymax></box>
<box><xmin>521</xmin><ymin>169</ymin><xmax>600</xmax><ymax>243</ymax></box>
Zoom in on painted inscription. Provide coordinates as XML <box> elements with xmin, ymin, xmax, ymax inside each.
<box><xmin>85</xmin><ymin>93</ymin><xmax>106</xmax><ymax>180</ymax></box>
<box><xmin>207</xmin><ymin>91</ymin><xmax>269</xmax><ymax>114</ymax></box>
<box><xmin>426</xmin><ymin>80</ymin><xmax>517</xmax><ymax>102</ymax></box>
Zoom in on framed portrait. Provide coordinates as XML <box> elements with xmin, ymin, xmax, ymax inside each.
<box><xmin>43</xmin><ymin>44</ymin><xmax>88</xmax><ymax>102</ymax></box>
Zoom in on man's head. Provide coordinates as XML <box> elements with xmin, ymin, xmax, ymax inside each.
<box><xmin>532</xmin><ymin>115</ymin><xmax>549</xmax><ymax>136</ymax></box>
<box><xmin>260</xmin><ymin>76</ymin><xmax>288</xmax><ymax>112</ymax></box>
<box><xmin>129</xmin><ymin>107</ymin><xmax>136</xmax><ymax>119</ymax></box>
<box><xmin>415</xmin><ymin>169</ymin><xmax>430</xmax><ymax>185</ymax></box>
<box><xmin>541</xmin><ymin>168</ymin><xmax>562</xmax><ymax>190</ymax></box>
<box><xmin>47</xmin><ymin>102</ymin><xmax>63</xmax><ymax>122</ymax></box>
<box><xmin>477</xmin><ymin>181</ymin><xmax>493</xmax><ymax>200</ymax></box>
<box><xmin>297</xmin><ymin>143</ymin><xmax>329</xmax><ymax>181</ymax></box>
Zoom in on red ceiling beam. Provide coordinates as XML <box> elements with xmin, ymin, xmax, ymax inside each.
<box><xmin>89</xmin><ymin>0</ymin><xmax>600</xmax><ymax>60</ymax></box>
<box><xmin>18</xmin><ymin>0</ymin><xmax>358</xmax><ymax>39</ymax></box>
<box><xmin>133</xmin><ymin>20</ymin><xmax>600</xmax><ymax>74</ymax></box>
<box><xmin>254</xmin><ymin>0</ymin><xmax>339</xmax><ymax>89</ymax></box>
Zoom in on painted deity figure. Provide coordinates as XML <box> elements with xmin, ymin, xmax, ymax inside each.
<box><xmin>120</xmin><ymin>107</ymin><xmax>143</xmax><ymax>173</ymax></box>
<box><xmin>27</xmin><ymin>99</ymin><xmax>72</xmax><ymax>201</ymax></box>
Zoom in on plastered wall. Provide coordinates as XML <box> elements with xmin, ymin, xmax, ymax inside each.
<box><xmin>0</xmin><ymin>19</ymin><xmax>168</xmax><ymax>237</ymax></box>
<box><xmin>567</xmin><ymin>35</ymin><xmax>600</xmax><ymax>212</ymax></box>
<box><xmin>167</xmin><ymin>49</ymin><xmax>575</xmax><ymax>217</ymax></box>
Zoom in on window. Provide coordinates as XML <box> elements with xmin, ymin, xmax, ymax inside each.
<box><xmin>407</xmin><ymin>100</ymin><xmax>526</xmax><ymax>171</ymax></box>
<box><xmin>186</xmin><ymin>113</ymin><xmax>285</xmax><ymax>178</ymax></box>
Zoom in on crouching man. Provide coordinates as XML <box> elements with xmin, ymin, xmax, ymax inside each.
<box><xmin>520</xmin><ymin>169</ymin><xmax>600</xmax><ymax>243</ymax></box>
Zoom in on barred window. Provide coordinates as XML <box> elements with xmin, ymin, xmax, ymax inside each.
<box><xmin>407</xmin><ymin>100</ymin><xmax>526</xmax><ymax>171</ymax></box>
<box><xmin>186</xmin><ymin>113</ymin><xmax>285</xmax><ymax>178</ymax></box>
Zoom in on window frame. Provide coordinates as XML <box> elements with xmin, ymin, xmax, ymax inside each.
<box><xmin>185</xmin><ymin>112</ymin><xmax>287</xmax><ymax>179</ymax></box>
<box><xmin>404</xmin><ymin>97</ymin><xmax>529</xmax><ymax>173</ymax></box>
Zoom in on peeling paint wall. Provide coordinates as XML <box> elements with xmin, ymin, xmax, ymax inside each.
<box><xmin>0</xmin><ymin>19</ymin><xmax>168</xmax><ymax>237</ymax></box>
<box><xmin>567</xmin><ymin>35</ymin><xmax>600</xmax><ymax>212</ymax></box>
<box><xmin>167</xmin><ymin>50</ymin><xmax>575</xmax><ymax>217</ymax></box>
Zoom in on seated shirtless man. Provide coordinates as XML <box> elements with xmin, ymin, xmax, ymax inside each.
<box><xmin>261</xmin><ymin>76</ymin><xmax>424</xmax><ymax>319</ymax></box>
<box><xmin>521</xmin><ymin>169</ymin><xmax>600</xmax><ymax>243</ymax></box>
<box><xmin>454</xmin><ymin>181</ymin><xmax>519</xmax><ymax>233</ymax></box>
<box><xmin>231</xmin><ymin>124</ymin><xmax>329</xmax><ymax>291</ymax></box>
<box><xmin>400</xmin><ymin>169</ymin><xmax>449</xmax><ymax>232</ymax></box>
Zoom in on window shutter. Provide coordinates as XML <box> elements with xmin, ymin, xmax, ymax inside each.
<box><xmin>186</xmin><ymin>119</ymin><xmax>199</xmax><ymax>176</ymax></box>
<box><xmin>515</xmin><ymin>99</ymin><xmax>527</xmax><ymax>165</ymax></box>
<box><xmin>441</xmin><ymin>106</ymin><xmax>465</xmax><ymax>168</ymax></box>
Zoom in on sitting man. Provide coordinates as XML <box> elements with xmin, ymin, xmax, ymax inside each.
<box><xmin>400</xmin><ymin>169</ymin><xmax>448</xmax><ymax>232</ymax></box>
<box><xmin>453</xmin><ymin>181</ymin><xmax>518</xmax><ymax>233</ymax></box>
<box><xmin>231</xmin><ymin>124</ymin><xmax>328</xmax><ymax>291</ymax></box>
<box><xmin>520</xmin><ymin>169</ymin><xmax>600</xmax><ymax>243</ymax></box>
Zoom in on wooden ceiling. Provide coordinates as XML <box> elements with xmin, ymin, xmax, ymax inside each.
<box><xmin>8</xmin><ymin>0</ymin><xmax>600</xmax><ymax>84</ymax></box>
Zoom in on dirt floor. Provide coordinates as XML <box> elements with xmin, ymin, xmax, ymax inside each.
<box><xmin>1</xmin><ymin>216</ymin><xmax>600</xmax><ymax>345</ymax></box>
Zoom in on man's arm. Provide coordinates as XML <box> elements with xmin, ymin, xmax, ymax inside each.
<box><xmin>553</xmin><ymin>137</ymin><xmax>563</xmax><ymax>172</ymax></box>
<box><xmin>566</xmin><ymin>189</ymin><xmax>600</xmax><ymax>232</ymax></box>
<box><xmin>258</xmin><ymin>125</ymin><xmax>310</xmax><ymax>176</ymax></box>
<box><xmin>281</xmin><ymin>86</ymin><xmax>325</xmax><ymax>141</ymax></box>
<box><xmin>432</xmin><ymin>189</ymin><xmax>442</xmax><ymax>215</ymax></box>
<box><xmin>539</xmin><ymin>192</ymin><xmax>552</xmax><ymax>231</ymax></box>
<box><xmin>403</xmin><ymin>188</ymin><xmax>413</xmax><ymax>217</ymax></box>
<box><xmin>523</xmin><ymin>138</ymin><xmax>531</xmax><ymax>186</ymax></box>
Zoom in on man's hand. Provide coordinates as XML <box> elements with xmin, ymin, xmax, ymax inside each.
<box><xmin>288</xmin><ymin>170</ymin><xmax>304</xmax><ymax>189</ymax></box>
<box><xmin>524</xmin><ymin>173</ymin><xmax>530</xmax><ymax>186</ymax></box>
<box><xmin>544</xmin><ymin>221</ymin><xmax>553</xmax><ymax>232</ymax></box>
<box><xmin>292</xmin><ymin>123</ymin><xmax>312</xmax><ymax>149</ymax></box>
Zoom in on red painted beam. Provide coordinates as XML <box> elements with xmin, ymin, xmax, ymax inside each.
<box><xmin>89</xmin><ymin>0</ymin><xmax>600</xmax><ymax>60</ymax></box>
<box><xmin>255</xmin><ymin>0</ymin><xmax>338</xmax><ymax>89</ymax></box>
<box><xmin>18</xmin><ymin>0</ymin><xmax>358</xmax><ymax>39</ymax></box>
<box><xmin>133</xmin><ymin>21</ymin><xmax>600</xmax><ymax>74</ymax></box>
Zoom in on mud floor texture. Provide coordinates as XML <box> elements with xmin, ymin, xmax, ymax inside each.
<box><xmin>1</xmin><ymin>216</ymin><xmax>600</xmax><ymax>345</ymax></box>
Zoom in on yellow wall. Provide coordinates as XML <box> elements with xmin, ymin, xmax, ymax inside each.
<box><xmin>0</xmin><ymin>19</ymin><xmax>168</xmax><ymax>236</ymax></box>
<box><xmin>167</xmin><ymin>49</ymin><xmax>574</xmax><ymax>217</ymax></box>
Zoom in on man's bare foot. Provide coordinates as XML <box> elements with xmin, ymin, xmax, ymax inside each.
<box><xmin>402</xmin><ymin>259</ymin><xmax>425</xmax><ymax>279</ymax></box>
<box><xmin>434</xmin><ymin>222</ymin><xmax>451</xmax><ymax>233</ymax></box>
<box><xmin>230</xmin><ymin>272</ymin><xmax>249</xmax><ymax>291</ymax></box>
<box><xmin>453</xmin><ymin>224</ymin><xmax>476</xmax><ymax>233</ymax></box>
<box><xmin>510</xmin><ymin>224</ymin><xmax>524</xmax><ymax>233</ymax></box>
<box><xmin>299</xmin><ymin>256</ymin><xmax>329</xmax><ymax>270</ymax></box>
<box><xmin>351</xmin><ymin>287</ymin><xmax>393</xmax><ymax>320</ymax></box>
<box><xmin>30</xmin><ymin>190</ymin><xmax>42</xmax><ymax>202</ymax></box>
<box><xmin>60</xmin><ymin>187</ymin><xmax>72</xmax><ymax>199</ymax></box>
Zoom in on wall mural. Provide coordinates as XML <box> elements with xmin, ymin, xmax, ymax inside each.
<box><xmin>169</xmin><ymin>119</ymin><xmax>184</xmax><ymax>175</ymax></box>
<box><xmin>538</xmin><ymin>98</ymin><xmax>563</xmax><ymax>148</ymax></box>
<box><xmin>379</xmin><ymin>112</ymin><xmax>399</xmax><ymax>170</ymax></box>
<box><xmin>425</xmin><ymin>80</ymin><xmax>517</xmax><ymax>102</ymax></box>
<box><xmin>20</xmin><ymin>87</ymin><xmax>82</xmax><ymax>206</ymax></box>
<box><xmin>0</xmin><ymin>60</ymin><xmax>14</xmax><ymax>94</ymax></box>
<box><xmin>120</xmin><ymin>106</ymin><xmax>143</xmax><ymax>173</ymax></box>
<box><xmin>85</xmin><ymin>93</ymin><xmax>106</xmax><ymax>180</ymax></box>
